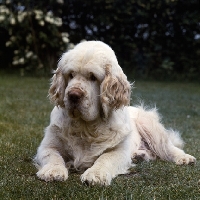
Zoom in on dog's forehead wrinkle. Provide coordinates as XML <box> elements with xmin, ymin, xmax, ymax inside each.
<box><xmin>78</xmin><ymin>47</ymin><xmax>95</xmax><ymax>63</ymax></box>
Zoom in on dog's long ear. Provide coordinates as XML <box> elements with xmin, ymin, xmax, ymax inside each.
<box><xmin>100</xmin><ymin>65</ymin><xmax>131</xmax><ymax>119</ymax></box>
<box><xmin>48</xmin><ymin>68</ymin><xmax>66</xmax><ymax>108</ymax></box>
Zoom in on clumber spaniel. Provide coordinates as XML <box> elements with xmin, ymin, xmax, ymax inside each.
<box><xmin>34</xmin><ymin>41</ymin><xmax>196</xmax><ymax>185</ymax></box>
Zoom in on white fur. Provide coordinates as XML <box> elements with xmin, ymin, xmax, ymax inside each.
<box><xmin>34</xmin><ymin>41</ymin><xmax>196</xmax><ymax>185</ymax></box>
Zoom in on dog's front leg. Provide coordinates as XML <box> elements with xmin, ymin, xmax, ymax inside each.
<box><xmin>34</xmin><ymin>125</ymin><xmax>68</xmax><ymax>182</ymax></box>
<box><xmin>81</xmin><ymin>140</ymin><xmax>133</xmax><ymax>185</ymax></box>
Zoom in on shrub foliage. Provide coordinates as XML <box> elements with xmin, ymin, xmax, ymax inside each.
<box><xmin>0</xmin><ymin>0</ymin><xmax>199</xmax><ymax>79</ymax></box>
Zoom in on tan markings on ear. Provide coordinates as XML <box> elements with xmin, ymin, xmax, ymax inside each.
<box><xmin>100</xmin><ymin>64</ymin><xmax>131</xmax><ymax>118</ymax></box>
<box><xmin>48</xmin><ymin>70</ymin><xmax>66</xmax><ymax>108</ymax></box>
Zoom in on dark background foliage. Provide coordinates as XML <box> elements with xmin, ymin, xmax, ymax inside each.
<box><xmin>0</xmin><ymin>0</ymin><xmax>199</xmax><ymax>80</ymax></box>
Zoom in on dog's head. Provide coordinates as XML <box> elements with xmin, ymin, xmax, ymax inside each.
<box><xmin>49</xmin><ymin>41</ymin><xmax>131</xmax><ymax>121</ymax></box>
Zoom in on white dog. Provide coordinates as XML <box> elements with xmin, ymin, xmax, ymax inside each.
<box><xmin>34</xmin><ymin>41</ymin><xmax>196</xmax><ymax>185</ymax></box>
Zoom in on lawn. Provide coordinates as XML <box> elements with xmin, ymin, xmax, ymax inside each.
<box><xmin>0</xmin><ymin>74</ymin><xmax>200</xmax><ymax>200</ymax></box>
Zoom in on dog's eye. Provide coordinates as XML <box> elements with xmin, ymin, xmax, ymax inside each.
<box><xmin>89</xmin><ymin>73</ymin><xmax>97</xmax><ymax>81</ymax></box>
<box><xmin>69</xmin><ymin>73</ymin><xmax>74</xmax><ymax>79</ymax></box>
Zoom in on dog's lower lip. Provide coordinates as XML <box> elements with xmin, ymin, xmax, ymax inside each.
<box><xmin>70</xmin><ymin>107</ymin><xmax>80</xmax><ymax>118</ymax></box>
<box><xmin>72</xmin><ymin>109</ymin><xmax>76</xmax><ymax>117</ymax></box>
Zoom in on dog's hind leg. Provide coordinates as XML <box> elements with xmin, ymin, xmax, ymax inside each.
<box><xmin>134</xmin><ymin>106</ymin><xmax>196</xmax><ymax>165</ymax></box>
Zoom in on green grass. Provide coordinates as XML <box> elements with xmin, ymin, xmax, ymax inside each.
<box><xmin>0</xmin><ymin>74</ymin><xmax>200</xmax><ymax>200</ymax></box>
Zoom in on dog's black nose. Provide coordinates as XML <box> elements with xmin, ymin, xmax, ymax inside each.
<box><xmin>68</xmin><ymin>88</ymin><xmax>84</xmax><ymax>103</ymax></box>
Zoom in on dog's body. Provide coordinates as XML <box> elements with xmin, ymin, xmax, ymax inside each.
<box><xmin>34</xmin><ymin>41</ymin><xmax>195</xmax><ymax>185</ymax></box>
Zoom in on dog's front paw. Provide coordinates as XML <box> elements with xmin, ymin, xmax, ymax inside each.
<box><xmin>175</xmin><ymin>154</ymin><xmax>196</xmax><ymax>165</ymax></box>
<box><xmin>81</xmin><ymin>167</ymin><xmax>112</xmax><ymax>186</ymax></box>
<box><xmin>36</xmin><ymin>164</ymin><xmax>68</xmax><ymax>182</ymax></box>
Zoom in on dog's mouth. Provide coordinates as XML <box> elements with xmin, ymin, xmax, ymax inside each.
<box><xmin>68</xmin><ymin>106</ymin><xmax>81</xmax><ymax>119</ymax></box>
